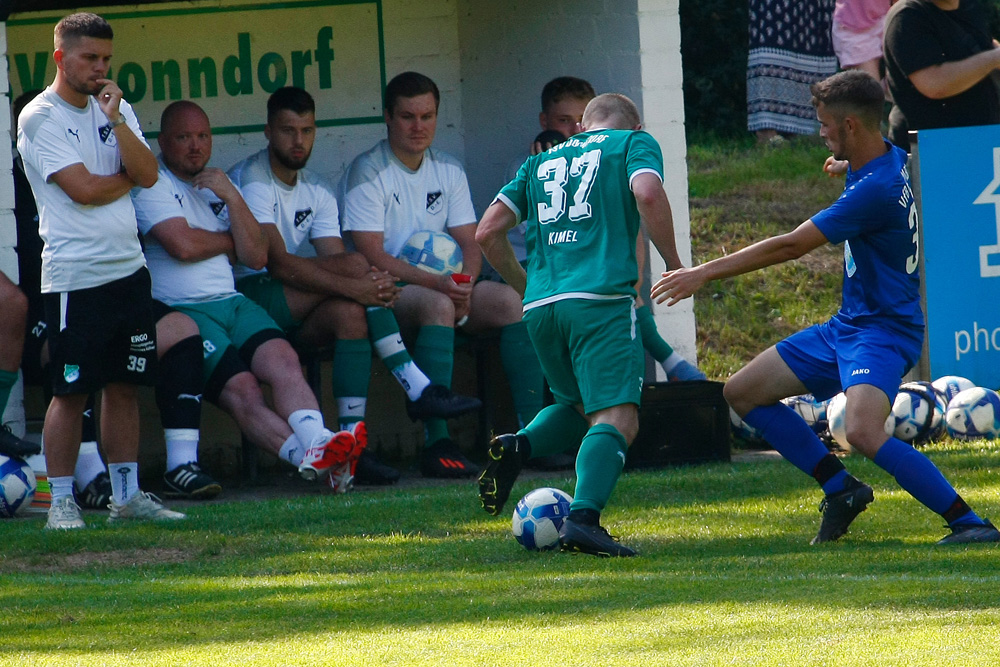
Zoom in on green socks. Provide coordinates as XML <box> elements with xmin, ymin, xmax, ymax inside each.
<box><xmin>413</xmin><ymin>325</ymin><xmax>455</xmax><ymax>446</ymax></box>
<box><xmin>636</xmin><ymin>304</ymin><xmax>673</xmax><ymax>363</ymax></box>
<box><xmin>520</xmin><ymin>404</ymin><xmax>589</xmax><ymax>458</ymax></box>
<box><xmin>572</xmin><ymin>424</ymin><xmax>628</xmax><ymax>513</ymax></box>
<box><xmin>500</xmin><ymin>321</ymin><xmax>545</xmax><ymax>428</ymax></box>
<box><xmin>366</xmin><ymin>307</ymin><xmax>430</xmax><ymax>400</ymax></box>
<box><xmin>332</xmin><ymin>338</ymin><xmax>372</xmax><ymax>430</ymax></box>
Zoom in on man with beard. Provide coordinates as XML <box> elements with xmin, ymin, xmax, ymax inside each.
<box><xmin>16</xmin><ymin>12</ymin><xmax>184</xmax><ymax>529</ymax></box>
<box><xmin>653</xmin><ymin>70</ymin><xmax>1000</xmax><ymax>545</ymax></box>
<box><xmin>228</xmin><ymin>87</ymin><xmax>480</xmax><ymax>487</ymax></box>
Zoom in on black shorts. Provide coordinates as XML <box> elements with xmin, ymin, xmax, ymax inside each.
<box><xmin>42</xmin><ymin>268</ymin><xmax>159</xmax><ymax>395</ymax></box>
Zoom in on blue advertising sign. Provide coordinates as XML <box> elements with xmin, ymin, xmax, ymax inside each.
<box><xmin>918</xmin><ymin>124</ymin><xmax>1000</xmax><ymax>388</ymax></box>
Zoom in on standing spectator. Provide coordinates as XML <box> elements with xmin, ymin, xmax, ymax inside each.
<box><xmin>883</xmin><ymin>0</ymin><xmax>1000</xmax><ymax>152</ymax></box>
<box><xmin>342</xmin><ymin>72</ymin><xmax>546</xmax><ymax>478</ymax></box>
<box><xmin>748</xmin><ymin>0</ymin><xmax>839</xmax><ymax>142</ymax></box>
<box><xmin>832</xmin><ymin>0</ymin><xmax>891</xmax><ymax>81</ymax></box>
<box><xmin>477</xmin><ymin>93</ymin><xmax>684</xmax><ymax>557</ymax></box>
<box><xmin>132</xmin><ymin>101</ymin><xmax>362</xmax><ymax>491</ymax></box>
<box><xmin>16</xmin><ymin>12</ymin><xmax>184</xmax><ymax>528</ymax></box>
<box><xmin>228</xmin><ymin>86</ymin><xmax>480</xmax><ymax>486</ymax></box>
<box><xmin>654</xmin><ymin>70</ymin><xmax>1000</xmax><ymax>545</ymax></box>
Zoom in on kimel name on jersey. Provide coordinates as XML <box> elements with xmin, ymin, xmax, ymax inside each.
<box><xmin>495</xmin><ymin>129</ymin><xmax>663</xmax><ymax>311</ymax></box>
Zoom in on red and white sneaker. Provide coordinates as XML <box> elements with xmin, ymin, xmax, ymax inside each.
<box><xmin>299</xmin><ymin>429</ymin><xmax>356</xmax><ymax>481</ymax></box>
<box><xmin>327</xmin><ymin>421</ymin><xmax>369</xmax><ymax>493</ymax></box>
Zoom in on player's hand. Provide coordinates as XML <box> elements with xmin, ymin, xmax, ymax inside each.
<box><xmin>94</xmin><ymin>79</ymin><xmax>124</xmax><ymax>122</ymax></box>
<box><xmin>192</xmin><ymin>168</ymin><xmax>239</xmax><ymax>201</ymax></box>
<box><xmin>651</xmin><ymin>266</ymin><xmax>702</xmax><ymax>306</ymax></box>
<box><xmin>362</xmin><ymin>268</ymin><xmax>400</xmax><ymax>307</ymax></box>
<box><xmin>823</xmin><ymin>156</ymin><xmax>849</xmax><ymax>177</ymax></box>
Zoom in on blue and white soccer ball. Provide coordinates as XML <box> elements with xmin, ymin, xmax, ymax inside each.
<box><xmin>781</xmin><ymin>393</ymin><xmax>831</xmax><ymax>435</ymax></box>
<box><xmin>945</xmin><ymin>387</ymin><xmax>1000</xmax><ymax>440</ymax></box>
<box><xmin>892</xmin><ymin>383</ymin><xmax>946</xmax><ymax>444</ymax></box>
<box><xmin>511</xmin><ymin>487</ymin><xmax>573</xmax><ymax>551</ymax></box>
<box><xmin>826</xmin><ymin>392</ymin><xmax>850</xmax><ymax>449</ymax></box>
<box><xmin>931</xmin><ymin>375</ymin><xmax>975</xmax><ymax>403</ymax></box>
<box><xmin>398</xmin><ymin>230</ymin><xmax>463</xmax><ymax>275</ymax></box>
<box><xmin>0</xmin><ymin>454</ymin><xmax>37</xmax><ymax>518</ymax></box>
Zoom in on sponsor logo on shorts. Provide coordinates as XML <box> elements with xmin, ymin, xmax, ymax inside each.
<box><xmin>64</xmin><ymin>364</ymin><xmax>80</xmax><ymax>383</ymax></box>
<box><xmin>851</xmin><ymin>368</ymin><xmax>871</xmax><ymax>376</ymax></box>
<box><xmin>178</xmin><ymin>393</ymin><xmax>202</xmax><ymax>403</ymax></box>
<box><xmin>203</xmin><ymin>340</ymin><xmax>217</xmax><ymax>358</ymax></box>
<box><xmin>426</xmin><ymin>191</ymin><xmax>443</xmax><ymax>214</ymax></box>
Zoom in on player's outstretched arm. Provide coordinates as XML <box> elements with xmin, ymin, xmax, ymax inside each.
<box><xmin>652</xmin><ymin>220</ymin><xmax>828</xmax><ymax>306</ymax></box>
<box><xmin>633</xmin><ymin>173</ymin><xmax>683</xmax><ymax>271</ymax></box>
<box><xmin>476</xmin><ymin>201</ymin><xmax>525</xmax><ymax>297</ymax></box>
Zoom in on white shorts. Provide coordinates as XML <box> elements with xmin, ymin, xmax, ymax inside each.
<box><xmin>832</xmin><ymin>17</ymin><xmax>885</xmax><ymax>68</ymax></box>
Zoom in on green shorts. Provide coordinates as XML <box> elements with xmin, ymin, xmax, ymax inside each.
<box><xmin>236</xmin><ymin>273</ymin><xmax>299</xmax><ymax>331</ymax></box>
<box><xmin>523</xmin><ymin>297</ymin><xmax>643</xmax><ymax>414</ymax></box>
<box><xmin>172</xmin><ymin>294</ymin><xmax>284</xmax><ymax>385</ymax></box>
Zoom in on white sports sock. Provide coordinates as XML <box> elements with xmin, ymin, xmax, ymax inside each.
<box><xmin>74</xmin><ymin>441</ymin><xmax>106</xmax><ymax>488</ymax></box>
<box><xmin>336</xmin><ymin>397</ymin><xmax>366</xmax><ymax>431</ymax></box>
<box><xmin>288</xmin><ymin>409</ymin><xmax>326</xmax><ymax>448</ymax></box>
<box><xmin>660</xmin><ymin>351</ymin><xmax>683</xmax><ymax>374</ymax></box>
<box><xmin>278</xmin><ymin>434</ymin><xmax>304</xmax><ymax>466</ymax></box>
<box><xmin>49</xmin><ymin>475</ymin><xmax>75</xmax><ymax>503</ymax></box>
<box><xmin>164</xmin><ymin>429</ymin><xmax>200</xmax><ymax>471</ymax></box>
<box><xmin>392</xmin><ymin>361</ymin><xmax>431</xmax><ymax>401</ymax></box>
<box><xmin>107</xmin><ymin>462</ymin><xmax>140</xmax><ymax>505</ymax></box>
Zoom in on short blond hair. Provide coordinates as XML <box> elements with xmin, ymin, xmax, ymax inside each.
<box><xmin>582</xmin><ymin>93</ymin><xmax>640</xmax><ymax>130</ymax></box>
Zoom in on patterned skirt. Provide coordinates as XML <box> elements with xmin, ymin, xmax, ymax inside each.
<box><xmin>747</xmin><ymin>0</ymin><xmax>838</xmax><ymax>135</ymax></box>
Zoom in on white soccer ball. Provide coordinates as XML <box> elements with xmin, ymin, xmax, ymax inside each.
<box><xmin>398</xmin><ymin>230</ymin><xmax>463</xmax><ymax>275</ymax></box>
<box><xmin>945</xmin><ymin>387</ymin><xmax>1000</xmax><ymax>440</ymax></box>
<box><xmin>511</xmin><ymin>487</ymin><xmax>573</xmax><ymax>551</ymax></box>
<box><xmin>898</xmin><ymin>381</ymin><xmax>948</xmax><ymax>443</ymax></box>
<box><xmin>0</xmin><ymin>454</ymin><xmax>37</xmax><ymax>518</ymax></box>
<box><xmin>891</xmin><ymin>385</ymin><xmax>944</xmax><ymax>443</ymax></box>
<box><xmin>931</xmin><ymin>375</ymin><xmax>975</xmax><ymax>403</ymax></box>
<box><xmin>781</xmin><ymin>393</ymin><xmax>831</xmax><ymax>434</ymax></box>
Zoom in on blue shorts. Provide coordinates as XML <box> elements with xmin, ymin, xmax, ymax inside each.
<box><xmin>776</xmin><ymin>318</ymin><xmax>922</xmax><ymax>404</ymax></box>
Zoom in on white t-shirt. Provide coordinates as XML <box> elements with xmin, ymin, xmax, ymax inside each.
<box><xmin>16</xmin><ymin>87</ymin><xmax>148</xmax><ymax>292</ymax></box>
<box><xmin>131</xmin><ymin>159</ymin><xmax>237</xmax><ymax>305</ymax></box>
<box><xmin>228</xmin><ymin>148</ymin><xmax>341</xmax><ymax>280</ymax></box>
<box><xmin>340</xmin><ymin>139</ymin><xmax>477</xmax><ymax>258</ymax></box>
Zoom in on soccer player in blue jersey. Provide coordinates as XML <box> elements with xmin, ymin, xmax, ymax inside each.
<box><xmin>653</xmin><ymin>69</ymin><xmax>999</xmax><ymax>545</ymax></box>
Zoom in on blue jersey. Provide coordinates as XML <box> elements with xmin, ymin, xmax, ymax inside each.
<box><xmin>810</xmin><ymin>142</ymin><xmax>923</xmax><ymax>343</ymax></box>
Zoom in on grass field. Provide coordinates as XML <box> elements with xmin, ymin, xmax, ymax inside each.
<box><xmin>3</xmin><ymin>442</ymin><xmax>1000</xmax><ymax>666</ymax></box>
<box><xmin>4</xmin><ymin>138</ymin><xmax>1000</xmax><ymax>666</ymax></box>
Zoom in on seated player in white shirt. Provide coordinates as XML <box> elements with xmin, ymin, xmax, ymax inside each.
<box><xmin>341</xmin><ymin>71</ymin><xmax>546</xmax><ymax>478</ymax></box>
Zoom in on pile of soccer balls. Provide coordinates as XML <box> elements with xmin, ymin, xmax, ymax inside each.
<box><xmin>729</xmin><ymin>375</ymin><xmax>1000</xmax><ymax>449</ymax></box>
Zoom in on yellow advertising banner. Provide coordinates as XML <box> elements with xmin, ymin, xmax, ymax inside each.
<box><xmin>7</xmin><ymin>0</ymin><xmax>386</xmax><ymax>136</ymax></box>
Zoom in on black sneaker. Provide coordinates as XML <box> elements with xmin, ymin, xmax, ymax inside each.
<box><xmin>937</xmin><ymin>519</ymin><xmax>1000</xmax><ymax>545</ymax></box>
<box><xmin>810</xmin><ymin>475</ymin><xmax>874</xmax><ymax>544</ymax></box>
<box><xmin>354</xmin><ymin>449</ymin><xmax>401</xmax><ymax>485</ymax></box>
<box><xmin>406</xmin><ymin>384</ymin><xmax>482</xmax><ymax>421</ymax></box>
<box><xmin>420</xmin><ymin>438</ymin><xmax>481</xmax><ymax>478</ymax></box>
<box><xmin>0</xmin><ymin>425</ymin><xmax>40</xmax><ymax>459</ymax></box>
<box><xmin>76</xmin><ymin>471</ymin><xmax>112</xmax><ymax>510</ymax></box>
<box><xmin>163</xmin><ymin>462</ymin><xmax>222</xmax><ymax>500</ymax></box>
<box><xmin>559</xmin><ymin>517</ymin><xmax>637</xmax><ymax>557</ymax></box>
<box><xmin>478</xmin><ymin>433</ymin><xmax>528</xmax><ymax>516</ymax></box>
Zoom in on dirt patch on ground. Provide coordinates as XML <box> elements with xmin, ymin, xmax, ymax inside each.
<box><xmin>6</xmin><ymin>547</ymin><xmax>194</xmax><ymax>573</ymax></box>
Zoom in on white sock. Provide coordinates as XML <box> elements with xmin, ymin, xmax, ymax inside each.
<box><xmin>278</xmin><ymin>434</ymin><xmax>304</xmax><ymax>467</ymax></box>
<box><xmin>74</xmin><ymin>441</ymin><xmax>106</xmax><ymax>488</ymax></box>
<box><xmin>661</xmin><ymin>351</ymin><xmax>683</xmax><ymax>373</ymax></box>
<box><xmin>108</xmin><ymin>462</ymin><xmax>140</xmax><ymax>505</ymax></box>
<box><xmin>49</xmin><ymin>475</ymin><xmax>75</xmax><ymax>503</ymax></box>
<box><xmin>288</xmin><ymin>409</ymin><xmax>326</xmax><ymax>447</ymax></box>
<box><xmin>393</xmin><ymin>362</ymin><xmax>431</xmax><ymax>401</ymax></box>
<box><xmin>164</xmin><ymin>429</ymin><xmax>200</xmax><ymax>471</ymax></box>
<box><xmin>336</xmin><ymin>397</ymin><xmax>366</xmax><ymax>431</ymax></box>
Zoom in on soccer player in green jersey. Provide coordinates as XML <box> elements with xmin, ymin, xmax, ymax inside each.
<box><xmin>476</xmin><ymin>93</ymin><xmax>684</xmax><ymax>557</ymax></box>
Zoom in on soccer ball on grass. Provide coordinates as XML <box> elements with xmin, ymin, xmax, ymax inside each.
<box><xmin>945</xmin><ymin>387</ymin><xmax>1000</xmax><ymax>440</ymax></box>
<box><xmin>511</xmin><ymin>487</ymin><xmax>573</xmax><ymax>551</ymax></box>
<box><xmin>0</xmin><ymin>454</ymin><xmax>36</xmax><ymax>518</ymax></box>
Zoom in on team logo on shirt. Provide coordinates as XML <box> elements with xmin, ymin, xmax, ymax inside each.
<box><xmin>210</xmin><ymin>201</ymin><xmax>227</xmax><ymax>217</ymax></box>
<box><xmin>98</xmin><ymin>123</ymin><xmax>118</xmax><ymax>147</ymax></box>
<box><xmin>294</xmin><ymin>208</ymin><xmax>314</xmax><ymax>230</ymax></box>
<box><xmin>426</xmin><ymin>191</ymin><xmax>443</xmax><ymax>214</ymax></box>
